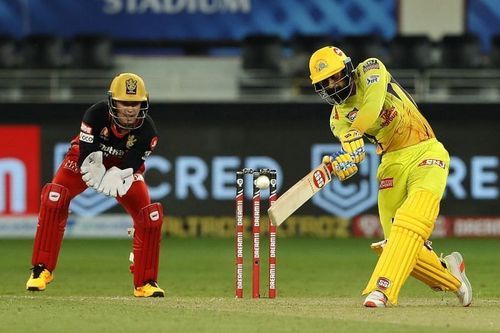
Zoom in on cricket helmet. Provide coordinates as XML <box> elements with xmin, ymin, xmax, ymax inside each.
<box><xmin>309</xmin><ymin>46</ymin><xmax>355</xmax><ymax>105</ymax></box>
<box><xmin>107</xmin><ymin>72</ymin><xmax>149</xmax><ymax>130</ymax></box>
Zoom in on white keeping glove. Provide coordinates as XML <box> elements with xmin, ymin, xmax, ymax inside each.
<box><xmin>97</xmin><ymin>166</ymin><xmax>134</xmax><ymax>197</ymax></box>
<box><xmin>80</xmin><ymin>151</ymin><xmax>106</xmax><ymax>189</ymax></box>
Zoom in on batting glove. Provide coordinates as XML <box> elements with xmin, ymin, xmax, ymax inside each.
<box><xmin>340</xmin><ymin>128</ymin><xmax>365</xmax><ymax>163</ymax></box>
<box><xmin>324</xmin><ymin>151</ymin><xmax>358</xmax><ymax>181</ymax></box>
<box><xmin>80</xmin><ymin>151</ymin><xmax>106</xmax><ymax>189</ymax></box>
<box><xmin>97</xmin><ymin>166</ymin><xmax>134</xmax><ymax>197</ymax></box>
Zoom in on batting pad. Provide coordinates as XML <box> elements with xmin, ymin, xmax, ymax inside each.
<box><xmin>31</xmin><ymin>183</ymin><xmax>70</xmax><ymax>271</ymax></box>
<box><xmin>363</xmin><ymin>191</ymin><xmax>439</xmax><ymax>304</ymax></box>
<box><xmin>412</xmin><ymin>245</ymin><xmax>461</xmax><ymax>292</ymax></box>
<box><xmin>371</xmin><ymin>241</ymin><xmax>460</xmax><ymax>293</ymax></box>
<box><xmin>132</xmin><ymin>203</ymin><xmax>163</xmax><ymax>287</ymax></box>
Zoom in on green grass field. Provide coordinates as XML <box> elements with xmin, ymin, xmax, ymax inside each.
<box><xmin>0</xmin><ymin>237</ymin><xmax>499</xmax><ymax>333</ymax></box>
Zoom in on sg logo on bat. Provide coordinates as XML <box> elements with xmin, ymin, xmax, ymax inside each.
<box><xmin>312</xmin><ymin>170</ymin><xmax>327</xmax><ymax>189</ymax></box>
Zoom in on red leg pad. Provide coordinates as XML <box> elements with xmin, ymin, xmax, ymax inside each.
<box><xmin>132</xmin><ymin>203</ymin><xmax>163</xmax><ymax>287</ymax></box>
<box><xmin>31</xmin><ymin>183</ymin><xmax>70</xmax><ymax>271</ymax></box>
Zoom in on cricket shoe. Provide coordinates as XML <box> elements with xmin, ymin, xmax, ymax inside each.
<box><xmin>444</xmin><ymin>252</ymin><xmax>472</xmax><ymax>307</ymax></box>
<box><xmin>363</xmin><ymin>290</ymin><xmax>388</xmax><ymax>308</ymax></box>
<box><xmin>134</xmin><ymin>280</ymin><xmax>165</xmax><ymax>297</ymax></box>
<box><xmin>26</xmin><ymin>264</ymin><xmax>53</xmax><ymax>291</ymax></box>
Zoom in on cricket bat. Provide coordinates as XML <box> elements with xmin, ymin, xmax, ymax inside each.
<box><xmin>268</xmin><ymin>162</ymin><xmax>334</xmax><ymax>226</ymax></box>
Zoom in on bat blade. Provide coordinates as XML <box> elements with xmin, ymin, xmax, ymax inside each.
<box><xmin>268</xmin><ymin>162</ymin><xmax>333</xmax><ymax>226</ymax></box>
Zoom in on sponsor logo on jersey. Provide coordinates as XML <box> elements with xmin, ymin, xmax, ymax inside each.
<box><xmin>366</xmin><ymin>74</ymin><xmax>380</xmax><ymax>85</ymax></box>
<box><xmin>362</xmin><ymin>59</ymin><xmax>380</xmax><ymax>73</ymax></box>
<box><xmin>142</xmin><ymin>150</ymin><xmax>152</xmax><ymax>160</ymax></box>
<box><xmin>100</xmin><ymin>127</ymin><xmax>109</xmax><ymax>139</ymax></box>
<box><xmin>418</xmin><ymin>159</ymin><xmax>446</xmax><ymax>169</ymax></box>
<box><xmin>379</xmin><ymin>178</ymin><xmax>394</xmax><ymax>189</ymax></box>
<box><xmin>126</xmin><ymin>135</ymin><xmax>137</xmax><ymax>149</ymax></box>
<box><xmin>80</xmin><ymin>122</ymin><xmax>92</xmax><ymax>134</ymax></box>
<box><xmin>126</xmin><ymin>78</ymin><xmax>137</xmax><ymax>95</ymax></box>
<box><xmin>377</xmin><ymin>277</ymin><xmax>391</xmax><ymax>290</ymax></box>
<box><xmin>380</xmin><ymin>107</ymin><xmax>397</xmax><ymax>127</ymax></box>
<box><xmin>79</xmin><ymin>132</ymin><xmax>94</xmax><ymax>143</ymax></box>
<box><xmin>346</xmin><ymin>108</ymin><xmax>358</xmax><ymax>122</ymax></box>
<box><xmin>150</xmin><ymin>136</ymin><xmax>158</xmax><ymax>150</ymax></box>
<box><xmin>99</xmin><ymin>143</ymin><xmax>124</xmax><ymax>157</ymax></box>
<box><xmin>63</xmin><ymin>159</ymin><xmax>80</xmax><ymax>174</ymax></box>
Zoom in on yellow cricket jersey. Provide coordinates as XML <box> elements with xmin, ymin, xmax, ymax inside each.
<box><xmin>330</xmin><ymin>58</ymin><xmax>435</xmax><ymax>154</ymax></box>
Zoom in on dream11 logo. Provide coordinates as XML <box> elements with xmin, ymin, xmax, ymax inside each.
<box><xmin>0</xmin><ymin>126</ymin><xmax>40</xmax><ymax>215</ymax></box>
<box><xmin>311</xmin><ymin>144</ymin><xmax>379</xmax><ymax>218</ymax></box>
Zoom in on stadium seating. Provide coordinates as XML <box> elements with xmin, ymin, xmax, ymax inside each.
<box><xmin>21</xmin><ymin>34</ymin><xmax>66</xmax><ymax>68</ymax></box>
<box><xmin>239</xmin><ymin>34</ymin><xmax>287</xmax><ymax>96</ymax></box>
<box><xmin>70</xmin><ymin>34</ymin><xmax>114</xmax><ymax>69</ymax></box>
<box><xmin>287</xmin><ymin>34</ymin><xmax>337</xmax><ymax>95</ymax></box>
<box><xmin>337</xmin><ymin>35</ymin><xmax>387</xmax><ymax>66</ymax></box>
<box><xmin>0</xmin><ymin>36</ymin><xmax>18</xmax><ymax>68</ymax></box>
<box><xmin>489</xmin><ymin>35</ymin><xmax>500</xmax><ymax>68</ymax></box>
<box><xmin>387</xmin><ymin>35</ymin><xmax>435</xmax><ymax>69</ymax></box>
<box><xmin>438</xmin><ymin>34</ymin><xmax>483</xmax><ymax>68</ymax></box>
<box><xmin>0</xmin><ymin>32</ymin><xmax>499</xmax><ymax>103</ymax></box>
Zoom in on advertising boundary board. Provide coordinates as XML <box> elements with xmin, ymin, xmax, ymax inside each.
<box><xmin>1</xmin><ymin>102</ymin><xmax>498</xmax><ymax>219</ymax></box>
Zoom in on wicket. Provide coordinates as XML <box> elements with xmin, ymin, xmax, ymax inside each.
<box><xmin>235</xmin><ymin>168</ymin><xmax>277</xmax><ymax>298</ymax></box>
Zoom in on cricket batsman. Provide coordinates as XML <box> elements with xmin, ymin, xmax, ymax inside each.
<box><xmin>26</xmin><ymin>73</ymin><xmax>165</xmax><ymax>297</ymax></box>
<box><xmin>309</xmin><ymin>46</ymin><xmax>472</xmax><ymax>307</ymax></box>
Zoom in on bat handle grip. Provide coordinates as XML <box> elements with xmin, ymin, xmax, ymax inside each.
<box><xmin>325</xmin><ymin>161</ymin><xmax>334</xmax><ymax>174</ymax></box>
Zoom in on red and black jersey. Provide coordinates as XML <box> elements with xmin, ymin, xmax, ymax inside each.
<box><xmin>71</xmin><ymin>101</ymin><xmax>159</xmax><ymax>172</ymax></box>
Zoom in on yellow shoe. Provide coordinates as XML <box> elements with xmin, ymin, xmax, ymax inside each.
<box><xmin>134</xmin><ymin>281</ymin><xmax>165</xmax><ymax>297</ymax></box>
<box><xmin>26</xmin><ymin>264</ymin><xmax>53</xmax><ymax>291</ymax></box>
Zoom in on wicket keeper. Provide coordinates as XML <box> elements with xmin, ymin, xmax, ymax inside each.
<box><xmin>309</xmin><ymin>46</ymin><xmax>472</xmax><ymax>307</ymax></box>
<box><xmin>26</xmin><ymin>73</ymin><xmax>165</xmax><ymax>297</ymax></box>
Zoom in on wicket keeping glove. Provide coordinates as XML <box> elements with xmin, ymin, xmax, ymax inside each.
<box><xmin>340</xmin><ymin>128</ymin><xmax>365</xmax><ymax>163</ymax></box>
<box><xmin>80</xmin><ymin>151</ymin><xmax>106</xmax><ymax>189</ymax></box>
<box><xmin>323</xmin><ymin>151</ymin><xmax>358</xmax><ymax>181</ymax></box>
<box><xmin>97</xmin><ymin>166</ymin><xmax>134</xmax><ymax>197</ymax></box>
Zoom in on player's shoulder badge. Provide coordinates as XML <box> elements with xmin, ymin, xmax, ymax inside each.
<box><xmin>126</xmin><ymin>135</ymin><xmax>137</xmax><ymax>149</ymax></box>
<box><xmin>366</xmin><ymin>74</ymin><xmax>380</xmax><ymax>86</ymax></box>
<box><xmin>80</xmin><ymin>122</ymin><xmax>92</xmax><ymax>134</ymax></box>
<box><xmin>362</xmin><ymin>59</ymin><xmax>380</xmax><ymax>73</ymax></box>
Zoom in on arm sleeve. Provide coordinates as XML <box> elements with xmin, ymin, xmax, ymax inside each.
<box><xmin>350</xmin><ymin>58</ymin><xmax>389</xmax><ymax>134</ymax></box>
<box><xmin>77</xmin><ymin>103</ymin><xmax>106</xmax><ymax>166</ymax></box>
<box><xmin>330</xmin><ymin>107</ymin><xmax>350</xmax><ymax>140</ymax></box>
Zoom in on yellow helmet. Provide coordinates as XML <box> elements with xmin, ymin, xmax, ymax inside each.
<box><xmin>309</xmin><ymin>46</ymin><xmax>354</xmax><ymax>105</ymax></box>
<box><xmin>108</xmin><ymin>72</ymin><xmax>148</xmax><ymax>102</ymax></box>
<box><xmin>107</xmin><ymin>73</ymin><xmax>149</xmax><ymax>130</ymax></box>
